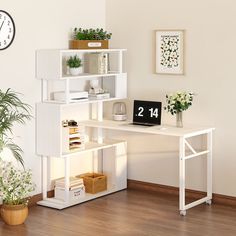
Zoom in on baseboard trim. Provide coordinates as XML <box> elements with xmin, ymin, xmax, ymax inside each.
<box><xmin>28</xmin><ymin>190</ymin><xmax>54</xmax><ymax>207</ymax></box>
<box><xmin>28</xmin><ymin>181</ymin><xmax>236</xmax><ymax>208</ymax></box>
<box><xmin>127</xmin><ymin>179</ymin><xmax>236</xmax><ymax>207</ymax></box>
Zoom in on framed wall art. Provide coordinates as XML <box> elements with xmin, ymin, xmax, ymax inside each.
<box><xmin>155</xmin><ymin>30</ymin><xmax>184</xmax><ymax>75</ymax></box>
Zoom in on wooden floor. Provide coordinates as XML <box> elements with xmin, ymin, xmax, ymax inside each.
<box><xmin>1</xmin><ymin>189</ymin><xmax>236</xmax><ymax>236</ymax></box>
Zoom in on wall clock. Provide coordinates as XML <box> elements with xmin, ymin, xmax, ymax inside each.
<box><xmin>0</xmin><ymin>10</ymin><xmax>15</xmax><ymax>50</ymax></box>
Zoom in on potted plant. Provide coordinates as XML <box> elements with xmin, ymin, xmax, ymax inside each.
<box><xmin>164</xmin><ymin>91</ymin><xmax>194</xmax><ymax>128</ymax></box>
<box><xmin>66</xmin><ymin>55</ymin><xmax>83</xmax><ymax>76</ymax></box>
<box><xmin>0</xmin><ymin>160</ymin><xmax>36</xmax><ymax>225</ymax></box>
<box><xmin>0</xmin><ymin>88</ymin><xmax>31</xmax><ymax>166</ymax></box>
<box><xmin>69</xmin><ymin>28</ymin><xmax>112</xmax><ymax>49</ymax></box>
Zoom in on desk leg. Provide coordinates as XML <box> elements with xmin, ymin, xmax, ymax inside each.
<box><xmin>42</xmin><ymin>156</ymin><xmax>48</xmax><ymax>200</ymax></box>
<box><xmin>64</xmin><ymin>158</ymin><xmax>70</xmax><ymax>203</ymax></box>
<box><xmin>179</xmin><ymin>137</ymin><xmax>186</xmax><ymax>216</ymax></box>
<box><xmin>206</xmin><ymin>130</ymin><xmax>213</xmax><ymax>204</ymax></box>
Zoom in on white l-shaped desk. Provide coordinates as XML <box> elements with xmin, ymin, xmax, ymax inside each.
<box><xmin>81</xmin><ymin>119</ymin><xmax>215</xmax><ymax>216</ymax></box>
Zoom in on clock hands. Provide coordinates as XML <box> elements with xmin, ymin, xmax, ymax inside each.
<box><xmin>0</xmin><ymin>21</ymin><xmax>4</xmax><ymax>32</ymax></box>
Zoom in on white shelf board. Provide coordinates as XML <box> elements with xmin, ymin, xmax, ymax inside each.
<box><xmin>37</xmin><ymin>186</ymin><xmax>120</xmax><ymax>209</ymax></box>
<box><xmin>61</xmin><ymin>139</ymin><xmax>124</xmax><ymax>158</ymax></box>
<box><xmin>42</xmin><ymin>97</ymin><xmax>122</xmax><ymax>106</ymax></box>
<box><xmin>80</xmin><ymin>119</ymin><xmax>215</xmax><ymax>137</ymax></box>
<box><xmin>60</xmin><ymin>48</ymin><xmax>127</xmax><ymax>53</ymax></box>
<box><xmin>48</xmin><ymin>72</ymin><xmax>121</xmax><ymax>80</ymax></box>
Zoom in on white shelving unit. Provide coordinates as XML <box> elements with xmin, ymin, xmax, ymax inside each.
<box><xmin>36</xmin><ymin>48</ymin><xmax>127</xmax><ymax>104</ymax></box>
<box><xmin>36</xmin><ymin>48</ymin><xmax>128</xmax><ymax>209</ymax></box>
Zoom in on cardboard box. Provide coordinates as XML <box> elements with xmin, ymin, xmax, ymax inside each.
<box><xmin>79</xmin><ymin>173</ymin><xmax>107</xmax><ymax>194</ymax></box>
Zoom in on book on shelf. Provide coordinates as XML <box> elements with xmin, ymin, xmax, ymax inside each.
<box><xmin>88</xmin><ymin>93</ymin><xmax>110</xmax><ymax>99</ymax></box>
<box><xmin>88</xmin><ymin>53</ymin><xmax>108</xmax><ymax>74</ymax></box>
<box><xmin>54</xmin><ymin>176</ymin><xmax>84</xmax><ymax>188</ymax></box>
<box><xmin>55</xmin><ymin>183</ymin><xmax>85</xmax><ymax>191</ymax></box>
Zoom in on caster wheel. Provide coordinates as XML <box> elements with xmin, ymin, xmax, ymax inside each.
<box><xmin>206</xmin><ymin>199</ymin><xmax>212</xmax><ymax>205</ymax></box>
<box><xmin>180</xmin><ymin>210</ymin><xmax>186</xmax><ymax>216</ymax></box>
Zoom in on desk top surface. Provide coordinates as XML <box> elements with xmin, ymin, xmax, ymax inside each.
<box><xmin>81</xmin><ymin>120</ymin><xmax>214</xmax><ymax>137</ymax></box>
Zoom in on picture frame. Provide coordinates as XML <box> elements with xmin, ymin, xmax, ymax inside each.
<box><xmin>155</xmin><ymin>30</ymin><xmax>184</xmax><ymax>75</ymax></box>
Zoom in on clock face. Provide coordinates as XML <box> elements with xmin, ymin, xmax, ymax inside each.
<box><xmin>0</xmin><ymin>10</ymin><xmax>15</xmax><ymax>50</ymax></box>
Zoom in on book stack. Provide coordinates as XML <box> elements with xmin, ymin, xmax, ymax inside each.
<box><xmin>88</xmin><ymin>53</ymin><xmax>108</xmax><ymax>74</ymax></box>
<box><xmin>62</xmin><ymin>125</ymin><xmax>85</xmax><ymax>153</ymax></box>
<box><xmin>54</xmin><ymin>177</ymin><xmax>85</xmax><ymax>201</ymax></box>
<box><xmin>54</xmin><ymin>176</ymin><xmax>84</xmax><ymax>190</ymax></box>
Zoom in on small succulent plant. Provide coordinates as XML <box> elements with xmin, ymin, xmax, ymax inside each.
<box><xmin>66</xmin><ymin>55</ymin><xmax>82</xmax><ymax>68</ymax></box>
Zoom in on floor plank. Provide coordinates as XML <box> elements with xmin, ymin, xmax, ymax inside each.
<box><xmin>1</xmin><ymin>190</ymin><xmax>236</xmax><ymax>236</ymax></box>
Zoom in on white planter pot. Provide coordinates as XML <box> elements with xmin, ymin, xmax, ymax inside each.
<box><xmin>69</xmin><ymin>67</ymin><xmax>82</xmax><ymax>76</ymax></box>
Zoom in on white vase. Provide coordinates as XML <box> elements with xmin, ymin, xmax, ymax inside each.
<box><xmin>69</xmin><ymin>67</ymin><xmax>81</xmax><ymax>76</ymax></box>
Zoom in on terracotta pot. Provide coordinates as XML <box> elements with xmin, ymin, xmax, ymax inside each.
<box><xmin>0</xmin><ymin>204</ymin><xmax>28</xmax><ymax>225</ymax></box>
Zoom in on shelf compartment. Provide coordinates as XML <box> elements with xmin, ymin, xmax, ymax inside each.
<box><xmin>59</xmin><ymin>72</ymin><xmax>121</xmax><ymax>80</ymax></box>
<box><xmin>36</xmin><ymin>49</ymin><xmax>126</xmax><ymax>80</ymax></box>
<box><xmin>62</xmin><ymin>140</ymin><xmax>125</xmax><ymax>158</ymax></box>
<box><xmin>42</xmin><ymin>96</ymin><xmax>123</xmax><ymax>105</ymax></box>
<box><xmin>37</xmin><ymin>186</ymin><xmax>119</xmax><ymax>210</ymax></box>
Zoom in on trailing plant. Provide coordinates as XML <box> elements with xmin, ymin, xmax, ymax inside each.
<box><xmin>73</xmin><ymin>28</ymin><xmax>112</xmax><ymax>40</ymax></box>
<box><xmin>164</xmin><ymin>91</ymin><xmax>194</xmax><ymax>115</ymax></box>
<box><xmin>66</xmin><ymin>55</ymin><xmax>82</xmax><ymax>68</ymax></box>
<box><xmin>0</xmin><ymin>89</ymin><xmax>31</xmax><ymax>166</ymax></box>
<box><xmin>0</xmin><ymin>160</ymin><xmax>36</xmax><ymax>205</ymax></box>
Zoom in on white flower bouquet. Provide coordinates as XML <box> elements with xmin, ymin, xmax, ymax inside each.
<box><xmin>0</xmin><ymin>161</ymin><xmax>36</xmax><ymax>205</ymax></box>
<box><xmin>164</xmin><ymin>91</ymin><xmax>194</xmax><ymax>115</ymax></box>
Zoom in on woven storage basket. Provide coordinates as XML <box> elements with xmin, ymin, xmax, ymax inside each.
<box><xmin>79</xmin><ymin>173</ymin><xmax>107</xmax><ymax>194</ymax></box>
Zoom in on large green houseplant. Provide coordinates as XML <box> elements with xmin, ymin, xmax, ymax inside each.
<box><xmin>0</xmin><ymin>88</ymin><xmax>31</xmax><ymax>166</ymax></box>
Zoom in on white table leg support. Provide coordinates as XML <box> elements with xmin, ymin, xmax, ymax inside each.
<box><xmin>179</xmin><ymin>130</ymin><xmax>213</xmax><ymax>216</ymax></box>
<box><xmin>42</xmin><ymin>156</ymin><xmax>48</xmax><ymax>200</ymax></box>
<box><xmin>179</xmin><ymin>137</ymin><xmax>186</xmax><ymax>216</ymax></box>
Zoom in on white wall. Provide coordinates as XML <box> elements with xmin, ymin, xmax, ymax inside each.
<box><xmin>0</xmin><ymin>0</ymin><xmax>106</xmax><ymax>194</ymax></box>
<box><xmin>106</xmin><ymin>0</ymin><xmax>236</xmax><ymax>196</ymax></box>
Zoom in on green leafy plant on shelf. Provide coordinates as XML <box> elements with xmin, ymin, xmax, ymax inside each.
<box><xmin>73</xmin><ymin>28</ymin><xmax>112</xmax><ymax>40</ymax></box>
<box><xmin>66</xmin><ymin>55</ymin><xmax>82</xmax><ymax>68</ymax></box>
<box><xmin>0</xmin><ymin>89</ymin><xmax>31</xmax><ymax>167</ymax></box>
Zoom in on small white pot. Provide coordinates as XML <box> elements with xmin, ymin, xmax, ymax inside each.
<box><xmin>69</xmin><ymin>67</ymin><xmax>82</xmax><ymax>76</ymax></box>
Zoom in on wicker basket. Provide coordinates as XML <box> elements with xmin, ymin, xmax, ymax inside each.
<box><xmin>79</xmin><ymin>173</ymin><xmax>107</xmax><ymax>194</ymax></box>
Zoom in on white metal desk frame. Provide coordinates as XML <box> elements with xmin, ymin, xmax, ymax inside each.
<box><xmin>179</xmin><ymin>129</ymin><xmax>212</xmax><ymax>216</ymax></box>
<box><xmin>81</xmin><ymin>119</ymin><xmax>214</xmax><ymax>216</ymax></box>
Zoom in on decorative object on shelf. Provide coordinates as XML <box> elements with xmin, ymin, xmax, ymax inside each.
<box><xmin>66</xmin><ymin>55</ymin><xmax>82</xmax><ymax>76</ymax></box>
<box><xmin>62</xmin><ymin>124</ymin><xmax>85</xmax><ymax>153</ymax></box>
<box><xmin>69</xmin><ymin>28</ymin><xmax>112</xmax><ymax>49</ymax></box>
<box><xmin>0</xmin><ymin>161</ymin><xmax>36</xmax><ymax>225</ymax></box>
<box><xmin>0</xmin><ymin>10</ymin><xmax>16</xmax><ymax>50</ymax></box>
<box><xmin>164</xmin><ymin>91</ymin><xmax>194</xmax><ymax>128</ymax></box>
<box><xmin>112</xmin><ymin>102</ymin><xmax>127</xmax><ymax>121</ymax></box>
<box><xmin>155</xmin><ymin>30</ymin><xmax>184</xmax><ymax>75</ymax></box>
<box><xmin>62</xmin><ymin>120</ymin><xmax>78</xmax><ymax>127</ymax></box>
<box><xmin>0</xmin><ymin>89</ymin><xmax>31</xmax><ymax>166</ymax></box>
<box><xmin>88</xmin><ymin>79</ymin><xmax>110</xmax><ymax>99</ymax></box>
<box><xmin>88</xmin><ymin>53</ymin><xmax>108</xmax><ymax>74</ymax></box>
<box><xmin>79</xmin><ymin>173</ymin><xmax>107</xmax><ymax>194</ymax></box>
